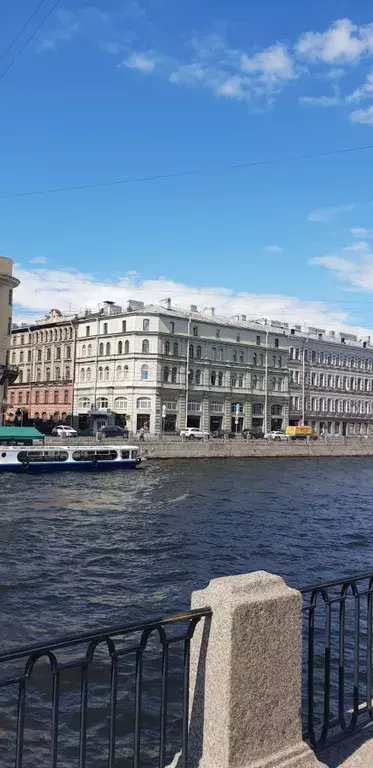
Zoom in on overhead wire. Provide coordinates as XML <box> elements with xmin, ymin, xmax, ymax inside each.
<box><xmin>0</xmin><ymin>0</ymin><xmax>61</xmax><ymax>83</ymax></box>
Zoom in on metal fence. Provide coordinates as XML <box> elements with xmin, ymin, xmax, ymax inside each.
<box><xmin>0</xmin><ymin>608</ymin><xmax>211</xmax><ymax>768</ymax></box>
<box><xmin>301</xmin><ymin>571</ymin><xmax>373</xmax><ymax>751</ymax></box>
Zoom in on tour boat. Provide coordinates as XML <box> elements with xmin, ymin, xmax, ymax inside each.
<box><xmin>0</xmin><ymin>444</ymin><xmax>142</xmax><ymax>473</ymax></box>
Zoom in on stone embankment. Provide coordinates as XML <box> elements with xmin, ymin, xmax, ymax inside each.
<box><xmin>141</xmin><ymin>437</ymin><xmax>373</xmax><ymax>460</ymax></box>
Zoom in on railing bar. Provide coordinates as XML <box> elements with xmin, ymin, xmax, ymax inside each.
<box><xmin>181</xmin><ymin>636</ymin><xmax>191</xmax><ymax>768</ymax></box>
<box><xmin>367</xmin><ymin>584</ymin><xmax>373</xmax><ymax>716</ymax></box>
<box><xmin>134</xmin><ymin>649</ymin><xmax>143</xmax><ymax>768</ymax></box>
<box><xmin>321</xmin><ymin>601</ymin><xmax>331</xmax><ymax>744</ymax></box>
<box><xmin>300</xmin><ymin>571</ymin><xmax>373</xmax><ymax>594</ymax></box>
<box><xmin>15</xmin><ymin>678</ymin><xmax>26</xmax><ymax>768</ymax></box>
<box><xmin>339</xmin><ymin>589</ymin><xmax>345</xmax><ymax>729</ymax></box>
<box><xmin>108</xmin><ymin>656</ymin><xmax>118</xmax><ymax>768</ymax></box>
<box><xmin>50</xmin><ymin>672</ymin><xmax>60</xmax><ymax>768</ymax></box>
<box><xmin>159</xmin><ymin>643</ymin><xmax>169</xmax><ymax>768</ymax></box>
<box><xmin>79</xmin><ymin>663</ymin><xmax>89</xmax><ymax>768</ymax></box>
<box><xmin>307</xmin><ymin>602</ymin><xmax>315</xmax><ymax>746</ymax></box>
<box><xmin>353</xmin><ymin>594</ymin><xmax>360</xmax><ymax>721</ymax></box>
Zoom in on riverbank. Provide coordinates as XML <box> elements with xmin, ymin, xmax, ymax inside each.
<box><xmin>142</xmin><ymin>437</ymin><xmax>373</xmax><ymax>459</ymax></box>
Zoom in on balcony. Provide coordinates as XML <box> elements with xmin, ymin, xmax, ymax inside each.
<box><xmin>0</xmin><ymin>364</ymin><xmax>19</xmax><ymax>385</ymax></box>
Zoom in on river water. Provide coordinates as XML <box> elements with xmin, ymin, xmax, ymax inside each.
<box><xmin>0</xmin><ymin>458</ymin><xmax>372</xmax><ymax>765</ymax></box>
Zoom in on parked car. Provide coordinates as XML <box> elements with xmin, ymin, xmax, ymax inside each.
<box><xmin>211</xmin><ymin>429</ymin><xmax>236</xmax><ymax>439</ymax></box>
<box><xmin>97</xmin><ymin>425</ymin><xmax>129</xmax><ymax>439</ymax></box>
<box><xmin>179</xmin><ymin>427</ymin><xmax>210</xmax><ymax>440</ymax></box>
<box><xmin>51</xmin><ymin>425</ymin><xmax>78</xmax><ymax>437</ymax></box>
<box><xmin>264</xmin><ymin>430</ymin><xmax>289</xmax><ymax>441</ymax></box>
<box><xmin>242</xmin><ymin>428</ymin><xmax>264</xmax><ymax>440</ymax></box>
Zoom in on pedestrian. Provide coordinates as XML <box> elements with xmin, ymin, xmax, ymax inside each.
<box><xmin>139</xmin><ymin>426</ymin><xmax>145</xmax><ymax>442</ymax></box>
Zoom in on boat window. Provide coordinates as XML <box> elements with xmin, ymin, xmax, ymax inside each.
<box><xmin>121</xmin><ymin>450</ymin><xmax>130</xmax><ymax>459</ymax></box>
<box><xmin>72</xmin><ymin>450</ymin><xmax>118</xmax><ymax>462</ymax></box>
<box><xmin>17</xmin><ymin>450</ymin><xmax>69</xmax><ymax>463</ymax></box>
<box><xmin>1</xmin><ymin>452</ymin><xmax>7</xmax><ymax>458</ymax></box>
<box><xmin>131</xmin><ymin>450</ymin><xmax>138</xmax><ymax>459</ymax></box>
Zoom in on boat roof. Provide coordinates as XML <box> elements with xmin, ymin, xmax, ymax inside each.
<box><xmin>0</xmin><ymin>427</ymin><xmax>44</xmax><ymax>441</ymax></box>
<box><xmin>0</xmin><ymin>443</ymin><xmax>139</xmax><ymax>451</ymax></box>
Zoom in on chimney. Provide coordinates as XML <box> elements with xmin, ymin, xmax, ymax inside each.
<box><xmin>241</xmin><ymin>315</ymin><xmax>247</xmax><ymax>321</ymax></box>
<box><xmin>190</xmin><ymin>304</ymin><xmax>198</xmax><ymax>312</ymax></box>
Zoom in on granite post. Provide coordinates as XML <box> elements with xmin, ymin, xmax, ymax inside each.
<box><xmin>186</xmin><ymin>571</ymin><xmax>324</xmax><ymax>768</ymax></box>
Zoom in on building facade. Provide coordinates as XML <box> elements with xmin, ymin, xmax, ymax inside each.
<box><xmin>288</xmin><ymin>326</ymin><xmax>373</xmax><ymax>436</ymax></box>
<box><xmin>7</xmin><ymin>309</ymin><xmax>77</xmax><ymax>424</ymax></box>
<box><xmin>74</xmin><ymin>301</ymin><xmax>289</xmax><ymax>434</ymax></box>
<box><xmin>0</xmin><ymin>257</ymin><xmax>19</xmax><ymax>423</ymax></box>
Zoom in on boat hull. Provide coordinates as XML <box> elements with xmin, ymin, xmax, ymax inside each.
<box><xmin>0</xmin><ymin>460</ymin><xmax>141</xmax><ymax>473</ymax></box>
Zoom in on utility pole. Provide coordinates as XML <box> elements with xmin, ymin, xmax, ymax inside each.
<box><xmin>301</xmin><ymin>338</ymin><xmax>308</xmax><ymax>426</ymax></box>
<box><xmin>185</xmin><ymin>317</ymin><xmax>191</xmax><ymax>429</ymax></box>
<box><xmin>264</xmin><ymin>327</ymin><xmax>269</xmax><ymax>434</ymax></box>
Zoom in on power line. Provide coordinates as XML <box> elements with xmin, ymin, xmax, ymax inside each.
<box><xmin>2</xmin><ymin>142</ymin><xmax>373</xmax><ymax>199</ymax></box>
<box><xmin>0</xmin><ymin>0</ymin><xmax>60</xmax><ymax>83</ymax></box>
<box><xmin>0</xmin><ymin>0</ymin><xmax>49</xmax><ymax>68</ymax></box>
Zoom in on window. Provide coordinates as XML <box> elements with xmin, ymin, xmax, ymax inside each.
<box><xmin>64</xmin><ymin>328</ymin><xmax>68</xmax><ymax>340</ymax></box>
<box><xmin>271</xmin><ymin>404</ymin><xmax>282</xmax><ymax>416</ymax></box>
<box><xmin>36</xmin><ymin>369</ymin><xmax>41</xmax><ymax>382</ymax></box>
<box><xmin>11</xmin><ymin>352</ymin><xmax>16</xmax><ymax>364</ymax></box>
<box><xmin>106</xmin><ymin>343</ymin><xmax>111</xmax><ymax>356</ymax></box>
<box><xmin>86</xmin><ymin>368</ymin><xmax>91</xmax><ymax>382</ymax></box>
<box><xmin>231</xmin><ymin>402</ymin><xmax>244</xmax><ymax>413</ymax></box>
<box><xmin>275</xmin><ymin>338</ymin><xmax>279</xmax><ymax>348</ymax></box>
<box><xmin>35</xmin><ymin>391</ymin><xmax>40</xmax><ymax>405</ymax></box>
<box><xmin>125</xmin><ymin>340</ymin><xmax>130</xmax><ymax>354</ymax></box>
<box><xmin>188</xmin><ymin>400</ymin><xmax>201</xmax><ymax>412</ymax></box>
<box><xmin>18</xmin><ymin>370</ymin><xmax>23</xmax><ymax>383</ymax></box>
<box><xmin>8</xmin><ymin>289</ymin><xmax>12</xmax><ymax>305</ymax></box>
<box><xmin>10</xmin><ymin>391</ymin><xmax>14</xmax><ymax>404</ymax></box>
<box><xmin>99</xmin><ymin>343</ymin><xmax>104</xmax><ymax>355</ymax></box>
<box><xmin>56</xmin><ymin>367</ymin><xmax>62</xmax><ymax>380</ymax></box>
<box><xmin>253</xmin><ymin>403</ymin><xmax>263</xmax><ymax>415</ymax></box>
<box><xmin>256</xmin><ymin>335</ymin><xmax>261</xmax><ymax>345</ymax></box>
<box><xmin>116</xmin><ymin>365</ymin><xmax>122</xmax><ymax>380</ymax></box>
<box><xmin>21</xmin><ymin>335</ymin><xmax>24</xmax><ymax>345</ymax></box>
<box><xmin>171</xmin><ymin>367</ymin><xmax>177</xmax><ymax>383</ymax></box>
<box><xmin>54</xmin><ymin>391</ymin><xmax>58</xmax><ymax>404</ymax></box>
<box><xmin>115</xmin><ymin>397</ymin><xmax>127</xmax><ymax>410</ymax></box>
<box><xmin>88</xmin><ymin>344</ymin><xmax>92</xmax><ymax>356</ymax></box>
<box><xmin>46</xmin><ymin>348</ymin><xmax>51</xmax><ymax>361</ymax></box>
<box><xmin>79</xmin><ymin>397</ymin><xmax>90</xmax><ymax>409</ymax></box>
<box><xmin>216</xmin><ymin>328</ymin><xmax>220</xmax><ymax>338</ymax></box>
<box><xmin>66</xmin><ymin>346</ymin><xmax>71</xmax><ymax>359</ymax></box>
<box><xmin>59</xmin><ymin>329</ymin><xmax>63</xmax><ymax>340</ymax></box>
<box><xmin>173</xmin><ymin>342</ymin><xmax>178</xmax><ymax>356</ymax></box>
<box><xmin>44</xmin><ymin>391</ymin><xmax>49</xmax><ymax>404</ymax></box>
<box><xmin>253</xmin><ymin>353</ymin><xmax>257</xmax><ymax>366</ymax></box>
<box><xmin>232</xmin><ymin>350</ymin><xmax>237</xmax><ymax>363</ymax></box>
<box><xmin>64</xmin><ymin>391</ymin><xmax>69</xmax><ymax>404</ymax></box>
<box><xmin>117</xmin><ymin>341</ymin><xmax>123</xmax><ymax>355</ymax></box>
<box><xmin>143</xmin><ymin>319</ymin><xmax>150</xmax><ymax>331</ymax></box>
<box><xmin>137</xmin><ymin>397</ymin><xmax>151</xmax><ymax>409</ymax></box>
<box><xmin>212</xmin><ymin>347</ymin><xmax>216</xmax><ymax>360</ymax></box>
<box><xmin>239</xmin><ymin>351</ymin><xmax>244</xmax><ymax>363</ymax></box>
<box><xmin>124</xmin><ymin>365</ymin><xmax>129</xmax><ymax>379</ymax></box>
<box><xmin>86</xmin><ymin>326</ymin><xmax>90</xmax><ymax>337</ymax></box>
<box><xmin>189</xmin><ymin>344</ymin><xmax>194</xmax><ymax>358</ymax></box>
<box><xmin>195</xmin><ymin>369</ymin><xmax>201</xmax><ymax>385</ymax></box>
<box><xmin>278</xmin><ymin>356</ymin><xmax>282</xmax><ymax>368</ymax></box>
<box><xmin>99</xmin><ymin>367</ymin><xmax>103</xmax><ymax>381</ymax></box>
<box><xmin>141</xmin><ymin>364</ymin><xmax>149</xmax><ymax>380</ymax></box>
<box><xmin>219</xmin><ymin>348</ymin><xmax>223</xmax><ymax>362</ymax></box>
<box><xmin>27</xmin><ymin>350</ymin><xmax>31</xmax><ymax>362</ymax></box>
<box><xmin>218</xmin><ymin>371</ymin><xmax>223</xmax><ymax>386</ymax></box>
<box><xmin>272</xmin><ymin>356</ymin><xmax>276</xmax><ymax>367</ymax></box>
<box><xmin>103</xmin><ymin>323</ymin><xmax>108</xmax><ymax>335</ymax></box>
<box><xmin>238</xmin><ymin>375</ymin><xmax>244</xmax><ymax>387</ymax></box>
<box><xmin>46</xmin><ymin>367</ymin><xmax>51</xmax><ymax>382</ymax></box>
<box><xmin>236</xmin><ymin>334</ymin><xmax>240</xmax><ymax>342</ymax></box>
<box><xmin>170</xmin><ymin>322</ymin><xmax>174</xmax><ymax>334</ymax></box>
<box><xmin>163</xmin><ymin>366</ymin><xmax>169</xmax><ymax>382</ymax></box>
<box><xmin>97</xmin><ymin>397</ymin><xmax>108</xmax><ymax>409</ymax></box>
<box><xmin>211</xmin><ymin>371</ymin><xmax>216</xmax><ymax>385</ymax></box>
<box><xmin>37</xmin><ymin>349</ymin><xmax>42</xmax><ymax>362</ymax></box>
<box><xmin>104</xmin><ymin>366</ymin><xmax>109</xmax><ymax>381</ymax></box>
<box><xmin>69</xmin><ymin>327</ymin><xmax>73</xmax><ymax>339</ymax></box>
<box><xmin>56</xmin><ymin>347</ymin><xmax>61</xmax><ymax>360</ymax></box>
<box><xmin>193</xmin><ymin>326</ymin><xmax>198</xmax><ymax>337</ymax></box>
<box><xmin>65</xmin><ymin>367</ymin><xmax>70</xmax><ymax>380</ymax></box>
<box><xmin>80</xmin><ymin>369</ymin><xmax>86</xmax><ymax>382</ymax></box>
<box><xmin>231</xmin><ymin>374</ymin><xmax>237</xmax><ymax>387</ymax></box>
<box><xmin>122</xmin><ymin>320</ymin><xmax>127</xmax><ymax>332</ymax></box>
<box><xmin>196</xmin><ymin>345</ymin><xmax>201</xmax><ymax>359</ymax></box>
<box><xmin>18</xmin><ymin>392</ymin><xmax>23</xmax><ymax>406</ymax></box>
<box><xmin>210</xmin><ymin>401</ymin><xmax>223</xmax><ymax>413</ymax></box>
<box><xmin>142</xmin><ymin>339</ymin><xmax>149</xmax><ymax>354</ymax></box>
<box><xmin>26</xmin><ymin>369</ymin><xmax>30</xmax><ymax>383</ymax></box>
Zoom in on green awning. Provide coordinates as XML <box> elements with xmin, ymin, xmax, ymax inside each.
<box><xmin>0</xmin><ymin>427</ymin><xmax>44</xmax><ymax>441</ymax></box>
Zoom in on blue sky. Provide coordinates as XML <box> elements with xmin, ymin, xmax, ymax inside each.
<box><xmin>3</xmin><ymin>0</ymin><xmax>373</xmax><ymax>332</ymax></box>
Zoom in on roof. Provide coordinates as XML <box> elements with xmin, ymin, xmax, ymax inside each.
<box><xmin>0</xmin><ymin>427</ymin><xmax>44</xmax><ymax>441</ymax></box>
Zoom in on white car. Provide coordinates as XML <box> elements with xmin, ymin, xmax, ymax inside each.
<box><xmin>264</xmin><ymin>430</ymin><xmax>289</xmax><ymax>441</ymax></box>
<box><xmin>179</xmin><ymin>427</ymin><xmax>210</xmax><ymax>440</ymax></box>
<box><xmin>51</xmin><ymin>425</ymin><xmax>78</xmax><ymax>437</ymax></box>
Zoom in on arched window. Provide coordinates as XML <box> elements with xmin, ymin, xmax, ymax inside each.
<box><xmin>47</xmin><ymin>348</ymin><xmax>51</xmax><ymax>361</ymax></box>
<box><xmin>195</xmin><ymin>369</ymin><xmax>201</xmax><ymax>385</ymax></box>
<box><xmin>104</xmin><ymin>366</ymin><xmax>109</xmax><ymax>381</ymax></box>
<box><xmin>272</xmin><ymin>355</ymin><xmax>276</xmax><ymax>367</ymax></box>
<box><xmin>124</xmin><ymin>365</ymin><xmax>129</xmax><ymax>379</ymax></box>
<box><xmin>239</xmin><ymin>351</ymin><xmax>244</xmax><ymax>363</ymax></box>
<box><xmin>231</xmin><ymin>374</ymin><xmax>237</xmax><ymax>387</ymax></box>
<box><xmin>54</xmin><ymin>330</ymin><xmax>57</xmax><ymax>341</ymax></box>
<box><xmin>98</xmin><ymin>367</ymin><xmax>103</xmax><ymax>381</ymax></box>
<box><xmin>271</xmin><ymin>404</ymin><xmax>282</xmax><ymax>416</ymax></box>
<box><xmin>212</xmin><ymin>347</ymin><xmax>217</xmax><ymax>361</ymax></box>
<box><xmin>40</xmin><ymin>332</ymin><xmax>43</xmax><ymax>342</ymax></box>
<box><xmin>278</xmin><ymin>356</ymin><xmax>282</xmax><ymax>368</ymax></box>
<box><xmin>163</xmin><ymin>366</ymin><xmax>169</xmax><ymax>382</ymax></box>
<box><xmin>78</xmin><ymin>397</ymin><xmax>91</xmax><ymax>409</ymax></box>
<box><xmin>271</xmin><ymin>377</ymin><xmax>276</xmax><ymax>390</ymax></box>
<box><xmin>232</xmin><ymin>350</ymin><xmax>237</xmax><ymax>363</ymax></box>
<box><xmin>97</xmin><ymin>397</ymin><xmax>108</xmax><ymax>409</ymax></box>
<box><xmin>86</xmin><ymin>368</ymin><xmax>91</xmax><ymax>382</ymax></box>
<box><xmin>141</xmin><ymin>364</ymin><xmax>149</xmax><ymax>380</ymax></box>
<box><xmin>171</xmin><ymin>367</ymin><xmax>177</xmax><ymax>383</ymax></box>
<box><xmin>99</xmin><ymin>343</ymin><xmax>104</xmax><ymax>355</ymax></box>
<box><xmin>80</xmin><ymin>369</ymin><xmax>85</xmax><ymax>382</ymax></box>
<box><xmin>114</xmin><ymin>397</ymin><xmax>127</xmax><ymax>410</ymax></box>
<box><xmin>137</xmin><ymin>397</ymin><xmax>151</xmax><ymax>409</ymax></box>
<box><xmin>189</xmin><ymin>344</ymin><xmax>194</xmax><ymax>358</ymax></box>
<box><xmin>118</xmin><ymin>341</ymin><xmax>123</xmax><ymax>354</ymax></box>
<box><xmin>164</xmin><ymin>341</ymin><xmax>170</xmax><ymax>355</ymax></box>
<box><xmin>218</xmin><ymin>371</ymin><xmax>223</xmax><ymax>386</ymax></box>
<box><xmin>173</xmin><ymin>342</ymin><xmax>178</xmax><ymax>357</ymax></box>
<box><xmin>219</xmin><ymin>348</ymin><xmax>223</xmax><ymax>361</ymax></box>
<box><xmin>260</xmin><ymin>354</ymin><xmax>264</xmax><ymax>366</ymax></box>
<box><xmin>125</xmin><ymin>340</ymin><xmax>129</xmax><ymax>354</ymax></box>
<box><xmin>26</xmin><ymin>369</ymin><xmax>30</xmax><ymax>383</ymax></box>
<box><xmin>253</xmin><ymin>353</ymin><xmax>257</xmax><ymax>366</ymax></box>
<box><xmin>66</xmin><ymin>346</ymin><xmax>71</xmax><ymax>359</ymax></box>
<box><xmin>35</xmin><ymin>332</ymin><xmax>39</xmax><ymax>343</ymax></box>
<box><xmin>210</xmin><ymin>370</ymin><xmax>216</xmax><ymax>385</ymax></box>
<box><xmin>59</xmin><ymin>329</ymin><xmax>63</xmax><ymax>340</ymax></box>
<box><xmin>238</xmin><ymin>374</ymin><xmax>244</xmax><ymax>387</ymax></box>
<box><xmin>65</xmin><ymin>366</ymin><xmax>70</xmax><ymax>380</ymax></box>
<box><xmin>64</xmin><ymin>328</ymin><xmax>68</xmax><ymax>339</ymax></box>
<box><xmin>253</xmin><ymin>403</ymin><xmax>263</xmax><ymax>415</ymax></box>
<box><xmin>55</xmin><ymin>367</ymin><xmax>60</xmax><ymax>380</ymax></box>
<box><xmin>142</xmin><ymin>339</ymin><xmax>149</xmax><ymax>354</ymax></box>
<box><xmin>69</xmin><ymin>327</ymin><xmax>73</xmax><ymax>339</ymax></box>
<box><xmin>106</xmin><ymin>343</ymin><xmax>111</xmax><ymax>356</ymax></box>
<box><xmin>19</xmin><ymin>351</ymin><xmax>23</xmax><ymax>363</ymax></box>
<box><xmin>37</xmin><ymin>349</ymin><xmax>42</xmax><ymax>362</ymax></box>
<box><xmin>88</xmin><ymin>344</ymin><xmax>92</xmax><ymax>356</ymax></box>
<box><xmin>18</xmin><ymin>370</ymin><xmax>23</xmax><ymax>383</ymax></box>
<box><xmin>252</xmin><ymin>375</ymin><xmax>257</xmax><ymax>388</ymax></box>
<box><xmin>196</xmin><ymin>345</ymin><xmax>201</xmax><ymax>359</ymax></box>
<box><xmin>11</xmin><ymin>352</ymin><xmax>15</xmax><ymax>364</ymax></box>
<box><xmin>116</xmin><ymin>366</ymin><xmax>122</xmax><ymax>380</ymax></box>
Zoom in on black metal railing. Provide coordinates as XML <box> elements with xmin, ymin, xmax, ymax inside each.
<box><xmin>301</xmin><ymin>571</ymin><xmax>373</xmax><ymax>751</ymax></box>
<box><xmin>0</xmin><ymin>608</ymin><xmax>211</xmax><ymax>768</ymax></box>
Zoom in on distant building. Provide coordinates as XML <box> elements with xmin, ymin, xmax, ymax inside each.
<box><xmin>7</xmin><ymin>309</ymin><xmax>77</xmax><ymax>424</ymax></box>
<box><xmin>0</xmin><ymin>258</ymin><xmax>19</xmax><ymax>424</ymax></box>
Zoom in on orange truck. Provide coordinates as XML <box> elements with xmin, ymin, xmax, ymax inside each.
<box><xmin>285</xmin><ymin>426</ymin><xmax>318</xmax><ymax>440</ymax></box>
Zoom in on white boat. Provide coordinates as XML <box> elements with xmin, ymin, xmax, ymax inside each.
<box><xmin>0</xmin><ymin>444</ymin><xmax>142</xmax><ymax>473</ymax></box>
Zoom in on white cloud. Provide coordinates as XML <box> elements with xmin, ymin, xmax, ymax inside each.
<box><xmin>325</xmin><ymin>67</ymin><xmax>345</xmax><ymax>79</ymax></box>
<box><xmin>295</xmin><ymin>18</ymin><xmax>371</xmax><ymax>64</ymax></box>
<box><xmin>121</xmin><ymin>52</ymin><xmax>157</xmax><ymax>72</ymax></box>
<box><xmin>28</xmin><ymin>256</ymin><xmax>48</xmax><ymax>264</ymax></box>
<box><xmin>343</xmin><ymin>240</ymin><xmax>370</xmax><ymax>252</ymax></box>
<box><xmin>264</xmin><ymin>245</ymin><xmax>283</xmax><ymax>253</ymax></box>
<box><xmin>350</xmin><ymin>105</ymin><xmax>373</xmax><ymax>124</ymax></box>
<box><xmin>11</xmin><ymin>265</ymin><xmax>373</xmax><ymax>337</ymax></box>
<box><xmin>346</xmin><ymin>71</ymin><xmax>373</xmax><ymax>103</ymax></box>
<box><xmin>308</xmin><ymin>203</ymin><xmax>356</xmax><ymax>222</ymax></box>
<box><xmin>299</xmin><ymin>89</ymin><xmax>343</xmax><ymax>107</ymax></box>
<box><xmin>348</xmin><ymin>227</ymin><xmax>373</xmax><ymax>236</ymax></box>
<box><xmin>312</xmin><ymin>245</ymin><xmax>373</xmax><ymax>293</ymax></box>
<box><xmin>240</xmin><ymin>43</ymin><xmax>296</xmax><ymax>82</ymax></box>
